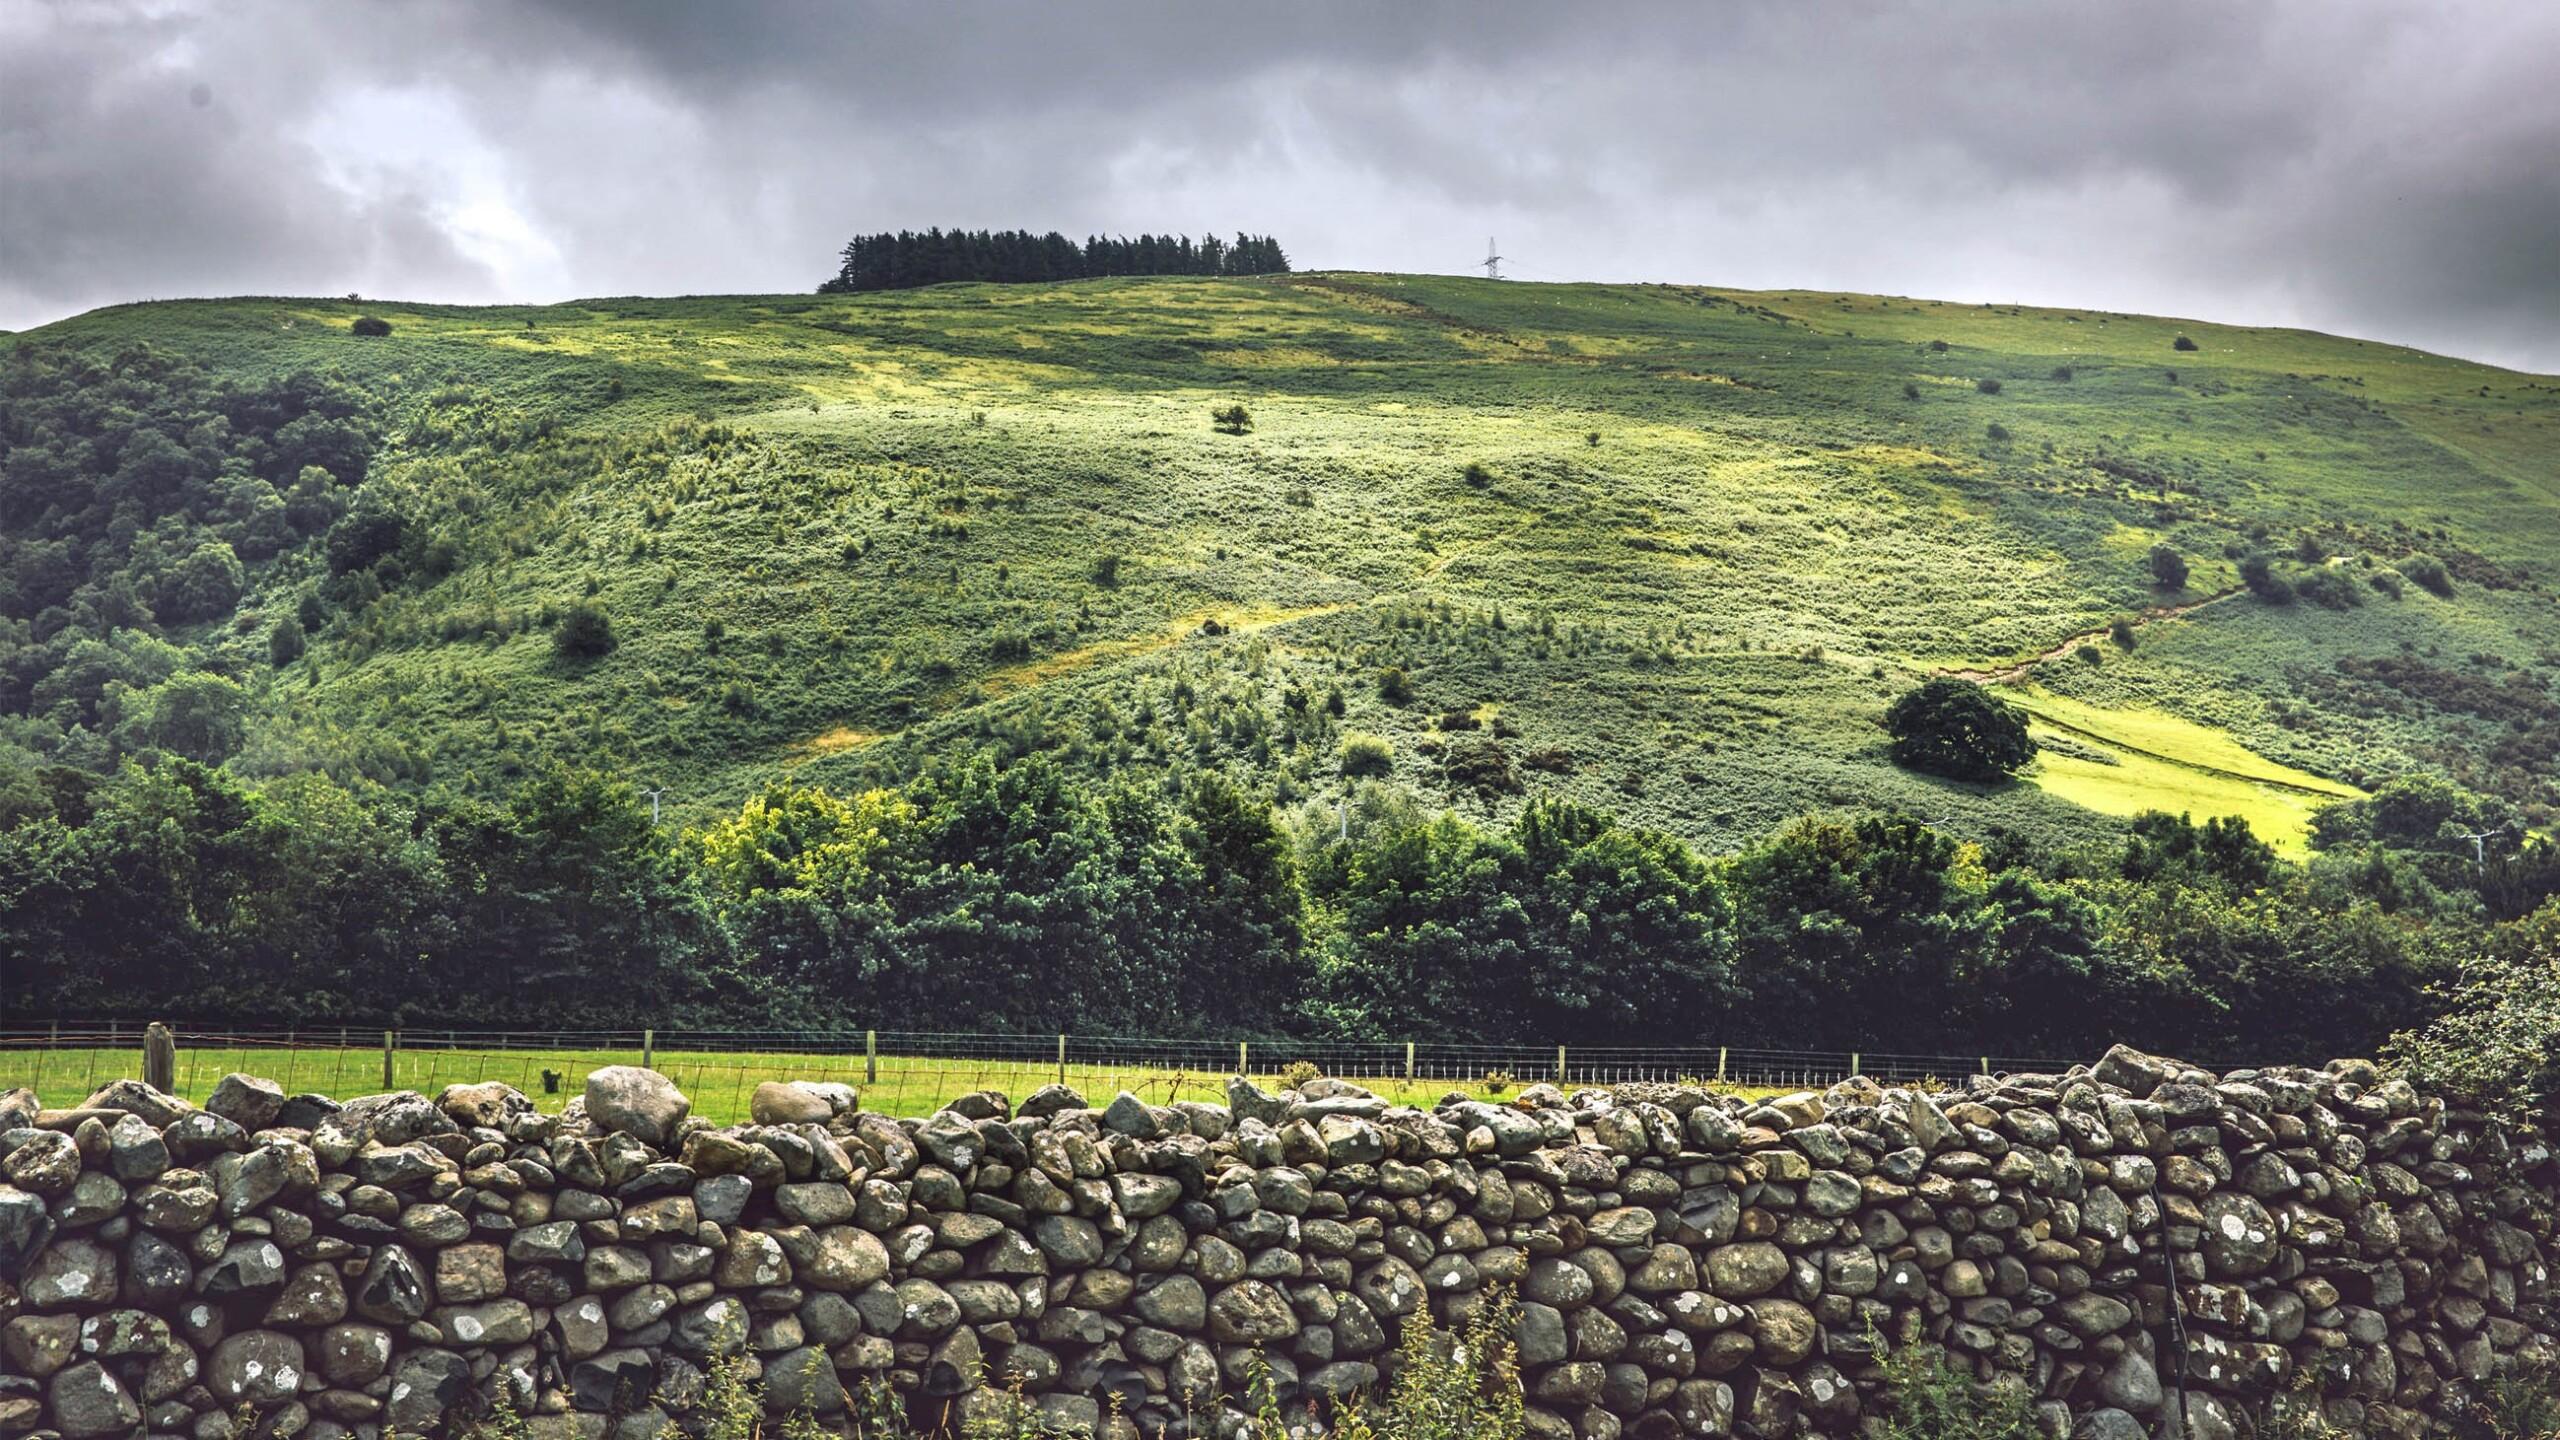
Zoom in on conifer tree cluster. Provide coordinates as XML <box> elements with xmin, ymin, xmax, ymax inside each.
<box><xmin>819</xmin><ymin>229</ymin><xmax>1288</xmax><ymax>292</ymax></box>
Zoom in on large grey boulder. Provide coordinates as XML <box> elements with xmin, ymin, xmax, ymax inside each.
<box><xmin>750</xmin><ymin>1081</ymin><xmax>834</xmax><ymax>1126</ymax></box>
<box><xmin>48</xmin><ymin>1360</ymin><xmax>140</xmax><ymax>1438</ymax></box>
<box><xmin>435</xmin><ymin>1081</ymin><xmax>533</xmax><ymax>1130</ymax></box>
<box><xmin>78</xmin><ymin>1078</ymin><xmax>192</xmax><ymax>1127</ymax></box>
<box><xmin>763</xmin><ymin>1345</ymin><xmax>845</xmax><ymax>1414</ymax></box>
<box><xmin>208</xmin><ymin>1329</ymin><xmax>306</xmax><ymax>1404</ymax></box>
<box><xmin>206</xmin><ymin>1073</ymin><xmax>286</xmax><ymax>1131</ymax></box>
<box><xmin>2091</xmin><ymin>1045</ymin><xmax>2176</xmax><ymax>1098</ymax></box>
<box><xmin>1207</xmin><ymin>1280</ymin><xmax>1298</xmax><ymax>1342</ymax></box>
<box><xmin>0</xmin><ymin>1184</ymin><xmax>54</xmax><ymax>1276</ymax></box>
<box><xmin>23</xmin><ymin>1236</ymin><xmax>117</xmax><ymax>1309</ymax></box>
<box><xmin>386</xmin><ymin>1348</ymin><xmax>472</xmax><ymax>1433</ymax></box>
<box><xmin>583</xmin><ymin>1067</ymin><xmax>690</xmax><ymax>1147</ymax></box>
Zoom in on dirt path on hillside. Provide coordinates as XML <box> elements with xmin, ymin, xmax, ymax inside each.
<box><xmin>1939</xmin><ymin>586</ymin><xmax>2245</xmax><ymax>684</ymax></box>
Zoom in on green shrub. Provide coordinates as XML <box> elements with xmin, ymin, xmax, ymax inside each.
<box><xmin>2074</xmin><ymin>643</ymin><xmax>2102</xmax><ymax>665</ymax></box>
<box><xmin>1441</xmin><ymin>737</ymin><xmax>1518</xmax><ymax>794</ymax></box>
<box><xmin>1318</xmin><ymin>1291</ymin><xmax>1525</xmax><ymax>1440</ymax></box>
<box><xmin>2383</xmin><ymin>935</ymin><xmax>2560</xmax><ymax>1132</ymax></box>
<box><xmin>461</xmin><ymin>1380</ymin><xmax>533</xmax><ymax>1440</ymax></box>
<box><xmin>1885</xmin><ymin>678</ymin><xmax>2037</xmax><ymax>782</ymax></box>
<box><xmin>1875</xmin><ymin>1335</ymin><xmax>2038</xmax><ymax>1440</ymax></box>
<box><xmin>2401</xmin><ymin>552</ymin><xmax>2455</xmax><ymax>596</ymax></box>
<box><xmin>554</xmin><ymin>602</ymin><xmax>616</xmax><ymax>660</ymax></box>
<box><xmin>2295</xmin><ymin>566</ymin><xmax>2364</xmax><ymax>611</ymax></box>
<box><xmin>1281</xmin><ymin>1059</ymin><xmax>1321</xmax><ymax>1090</ymax></box>
<box><xmin>1462</xmin><ymin>460</ymin><xmax>1495</xmax><ymax>486</ymax></box>
<box><xmin>1339</xmin><ymin>733</ymin><xmax>1395</xmax><ymax>778</ymax></box>
<box><xmin>2148</xmin><ymin>542</ymin><xmax>2189</xmax><ymax>589</ymax></box>
<box><xmin>2240</xmin><ymin>553</ymin><xmax>2293</xmax><ymax>604</ymax></box>
<box><xmin>1902</xmin><ymin>381</ymin><xmax>1921</xmax><ymax>400</ymax></box>
<box><xmin>351</xmin><ymin>315</ymin><xmax>392</xmax><ymax>337</ymax></box>
<box><xmin>2109</xmin><ymin>617</ymin><xmax>2137</xmax><ymax>649</ymax></box>
<box><xmin>1211</xmin><ymin>402</ymin><xmax>1252</xmax><ymax>435</ymax></box>
<box><xmin>2050</xmin><ymin>365</ymin><xmax>2074</xmax><ymax>381</ymax></box>
<box><xmin>1985</xmin><ymin>422</ymin><xmax>2010</xmax><ymax>442</ymax></box>
<box><xmin>692</xmin><ymin>1350</ymin><xmax>764</xmax><ymax>1440</ymax></box>
<box><xmin>1089</xmin><ymin>552</ymin><xmax>1123</xmax><ymax>588</ymax></box>
<box><xmin>2173</xmin><ymin>334</ymin><xmax>2199</xmax><ymax>351</ymax></box>
<box><xmin>1377</xmin><ymin>666</ymin><xmax>1414</xmax><ymax>705</ymax></box>
<box><xmin>2371</xmin><ymin>568</ymin><xmax>2405</xmax><ymax>598</ymax></box>
<box><xmin>1975</xmin><ymin>377</ymin><xmax>2003</xmax><ymax>394</ymax></box>
<box><xmin>268</xmin><ymin>616</ymin><xmax>307</xmax><ymax>666</ymax></box>
<box><xmin>2457</xmin><ymin>1349</ymin><xmax>2560</xmax><ymax>1439</ymax></box>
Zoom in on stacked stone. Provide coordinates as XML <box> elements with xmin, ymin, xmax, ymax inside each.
<box><xmin>1</xmin><ymin>1047</ymin><xmax>2553</xmax><ymax>1440</ymax></box>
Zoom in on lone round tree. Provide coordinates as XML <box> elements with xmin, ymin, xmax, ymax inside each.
<box><xmin>1886</xmin><ymin>678</ymin><xmax>2037</xmax><ymax>781</ymax></box>
<box><xmin>554</xmin><ymin>601</ymin><xmax>617</xmax><ymax>660</ymax></box>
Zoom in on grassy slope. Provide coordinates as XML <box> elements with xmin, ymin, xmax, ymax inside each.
<box><xmin>17</xmin><ymin>276</ymin><xmax>2557</xmax><ymax>851</ymax></box>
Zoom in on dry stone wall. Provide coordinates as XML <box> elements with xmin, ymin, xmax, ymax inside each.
<box><xmin>2</xmin><ymin>1047</ymin><xmax>2555</xmax><ymax>1440</ymax></box>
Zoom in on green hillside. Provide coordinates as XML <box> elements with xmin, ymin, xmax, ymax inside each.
<box><xmin>7</xmin><ymin>274</ymin><xmax>2557</xmax><ymax>853</ymax></box>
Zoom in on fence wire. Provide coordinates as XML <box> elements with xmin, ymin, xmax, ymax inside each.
<box><xmin>0</xmin><ymin>1021</ymin><xmax>2071</xmax><ymax>1124</ymax></box>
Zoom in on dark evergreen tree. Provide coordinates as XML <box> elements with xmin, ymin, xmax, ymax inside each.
<box><xmin>820</xmin><ymin>229</ymin><xmax>1291</xmax><ymax>292</ymax></box>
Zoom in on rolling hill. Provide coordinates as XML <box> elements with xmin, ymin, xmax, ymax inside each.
<box><xmin>7</xmin><ymin>274</ymin><xmax>2557</xmax><ymax>855</ymax></box>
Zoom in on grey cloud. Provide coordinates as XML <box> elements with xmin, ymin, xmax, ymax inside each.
<box><xmin>3</xmin><ymin>0</ymin><xmax>2554</xmax><ymax>372</ymax></box>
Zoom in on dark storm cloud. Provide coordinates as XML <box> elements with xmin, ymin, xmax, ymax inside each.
<box><xmin>4</xmin><ymin>1</ymin><xmax>2555</xmax><ymax>371</ymax></box>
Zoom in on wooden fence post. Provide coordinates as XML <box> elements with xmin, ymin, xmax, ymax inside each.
<box><xmin>1555</xmin><ymin>1046</ymin><xmax>1567</xmax><ymax>1085</ymax></box>
<box><xmin>144</xmin><ymin>1022</ymin><xmax>176</xmax><ymax>1093</ymax></box>
<box><xmin>1849</xmin><ymin>1051</ymin><xmax>1861</xmax><ymax>1080</ymax></box>
<box><xmin>1980</xmin><ymin>1056</ymin><xmax>1991</xmax><ymax>1077</ymax></box>
<box><xmin>1056</xmin><ymin>1035</ymin><xmax>1067</xmax><ymax>1087</ymax></box>
<box><xmin>864</xmin><ymin>1030</ymin><xmax>877</xmax><ymax>1086</ymax></box>
<box><xmin>1237</xmin><ymin>1041</ymin><xmax>1248</xmax><ymax>1078</ymax></box>
<box><xmin>642</xmin><ymin>1029</ymin><xmax>655</xmax><ymax>1070</ymax></box>
<box><xmin>1405</xmin><ymin>1041</ymin><xmax>1416</xmax><ymax>1084</ymax></box>
<box><xmin>1717</xmin><ymin>1047</ymin><xmax>1728</xmax><ymax>1084</ymax></box>
<box><xmin>381</xmin><ymin>1031</ymin><xmax>396</xmax><ymax>1090</ymax></box>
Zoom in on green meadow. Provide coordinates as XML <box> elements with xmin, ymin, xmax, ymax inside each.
<box><xmin>7</xmin><ymin>1043</ymin><xmax>1799</xmax><ymax>1127</ymax></box>
<box><xmin>15</xmin><ymin>273</ymin><xmax>2557</xmax><ymax>851</ymax></box>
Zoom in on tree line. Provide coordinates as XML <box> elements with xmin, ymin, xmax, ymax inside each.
<box><xmin>5</xmin><ymin>746</ymin><xmax>2553</xmax><ymax>1064</ymax></box>
<box><xmin>819</xmin><ymin>229</ymin><xmax>1290</xmax><ymax>293</ymax></box>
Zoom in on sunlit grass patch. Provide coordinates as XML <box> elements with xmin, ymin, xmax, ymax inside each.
<box><xmin>2007</xmin><ymin>685</ymin><xmax>2362</xmax><ymax>797</ymax></box>
<box><xmin>2024</xmin><ymin>731</ymin><xmax>2345</xmax><ymax>855</ymax></box>
<box><xmin>2012</xmin><ymin>685</ymin><xmax>2363</xmax><ymax>852</ymax></box>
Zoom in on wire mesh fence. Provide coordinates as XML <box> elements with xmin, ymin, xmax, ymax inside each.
<box><xmin>0</xmin><ymin>1020</ymin><xmax>2070</xmax><ymax>1125</ymax></box>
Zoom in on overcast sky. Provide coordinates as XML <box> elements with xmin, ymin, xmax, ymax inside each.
<box><xmin>6</xmin><ymin>1</ymin><xmax>2556</xmax><ymax>371</ymax></box>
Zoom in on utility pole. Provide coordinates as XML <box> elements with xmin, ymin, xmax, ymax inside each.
<box><xmin>1481</xmin><ymin>237</ymin><xmax>1503</xmax><ymax>281</ymax></box>
<box><xmin>640</xmin><ymin>788</ymin><xmax>668</xmax><ymax>826</ymax></box>
<box><xmin>2450</xmin><ymin>824</ymin><xmax>2509</xmax><ymax>871</ymax></box>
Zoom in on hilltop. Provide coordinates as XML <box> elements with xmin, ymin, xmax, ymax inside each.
<box><xmin>6</xmin><ymin>274</ymin><xmax>2557</xmax><ymax>855</ymax></box>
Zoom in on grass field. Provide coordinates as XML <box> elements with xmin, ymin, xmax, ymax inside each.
<box><xmin>12</xmin><ymin>275</ymin><xmax>2554</xmax><ymax>851</ymax></box>
<box><xmin>2007</xmin><ymin>685</ymin><xmax>2365</xmax><ymax>855</ymax></box>
<box><xmin>0</xmin><ymin>1042</ymin><xmax>1822</xmax><ymax>1127</ymax></box>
